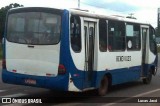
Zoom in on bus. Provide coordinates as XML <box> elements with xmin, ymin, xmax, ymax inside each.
<box><xmin>2</xmin><ymin>7</ymin><xmax>158</xmax><ymax>96</ymax></box>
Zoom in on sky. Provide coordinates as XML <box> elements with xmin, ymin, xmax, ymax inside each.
<box><xmin>1</xmin><ymin>0</ymin><xmax>160</xmax><ymax>28</ymax></box>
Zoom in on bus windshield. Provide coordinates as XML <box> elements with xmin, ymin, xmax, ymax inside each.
<box><xmin>7</xmin><ymin>12</ymin><xmax>61</xmax><ymax>45</ymax></box>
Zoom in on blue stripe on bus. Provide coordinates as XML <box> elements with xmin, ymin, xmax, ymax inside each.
<box><xmin>2</xmin><ymin>64</ymin><xmax>152</xmax><ymax>91</ymax></box>
<box><xmin>2</xmin><ymin>69</ymin><xmax>68</xmax><ymax>91</ymax></box>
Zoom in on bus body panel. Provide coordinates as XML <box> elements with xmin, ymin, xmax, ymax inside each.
<box><xmin>6</xmin><ymin>41</ymin><xmax>60</xmax><ymax>76</ymax></box>
<box><xmin>69</xmin><ymin>17</ymin><xmax>85</xmax><ymax>71</ymax></box>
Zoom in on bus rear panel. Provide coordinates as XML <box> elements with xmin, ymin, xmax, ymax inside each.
<box><xmin>2</xmin><ymin>7</ymin><xmax>70</xmax><ymax>91</ymax></box>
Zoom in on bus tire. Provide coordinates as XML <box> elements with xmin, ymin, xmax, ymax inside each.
<box><xmin>143</xmin><ymin>70</ymin><xmax>152</xmax><ymax>84</ymax></box>
<box><xmin>98</xmin><ymin>76</ymin><xmax>108</xmax><ymax>96</ymax></box>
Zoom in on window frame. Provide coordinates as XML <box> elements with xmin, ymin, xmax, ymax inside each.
<box><xmin>70</xmin><ymin>15</ymin><xmax>82</xmax><ymax>53</ymax></box>
<box><xmin>6</xmin><ymin>9</ymin><xmax>62</xmax><ymax>45</ymax></box>
<box><xmin>149</xmin><ymin>26</ymin><xmax>157</xmax><ymax>54</ymax></box>
<box><xmin>99</xmin><ymin>19</ymin><xmax>108</xmax><ymax>52</ymax></box>
<box><xmin>108</xmin><ymin>20</ymin><xmax>126</xmax><ymax>52</ymax></box>
<box><xmin>126</xmin><ymin>23</ymin><xmax>141</xmax><ymax>51</ymax></box>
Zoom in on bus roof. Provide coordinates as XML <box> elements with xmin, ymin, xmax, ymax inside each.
<box><xmin>69</xmin><ymin>8</ymin><xmax>150</xmax><ymax>26</ymax></box>
<box><xmin>8</xmin><ymin>7</ymin><xmax>151</xmax><ymax>26</ymax></box>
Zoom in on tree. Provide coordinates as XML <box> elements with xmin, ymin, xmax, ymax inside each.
<box><xmin>155</xmin><ymin>27</ymin><xmax>160</xmax><ymax>37</ymax></box>
<box><xmin>0</xmin><ymin>3</ymin><xmax>23</xmax><ymax>42</ymax></box>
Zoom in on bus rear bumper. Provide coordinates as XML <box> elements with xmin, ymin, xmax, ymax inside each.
<box><xmin>2</xmin><ymin>69</ymin><xmax>69</xmax><ymax>91</ymax></box>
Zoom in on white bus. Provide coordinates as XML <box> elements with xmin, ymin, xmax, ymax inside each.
<box><xmin>2</xmin><ymin>7</ymin><xmax>158</xmax><ymax>96</ymax></box>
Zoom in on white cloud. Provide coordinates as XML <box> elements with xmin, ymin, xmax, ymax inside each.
<box><xmin>134</xmin><ymin>8</ymin><xmax>157</xmax><ymax>27</ymax></box>
<box><xmin>82</xmin><ymin>0</ymin><xmax>160</xmax><ymax>27</ymax></box>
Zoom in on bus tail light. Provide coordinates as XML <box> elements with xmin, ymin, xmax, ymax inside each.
<box><xmin>2</xmin><ymin>59</ymin><xmax>6</xmax><ymax>69</ymax></box>
<box><xmin>12</xmin><ymin>70</ymin><xmax>17</xmax><ymax>73</ymax></box>
<box><xmin>58</xmin><ymin>64</ymin><xmax>66</xmax><ymax>75</ymax></box>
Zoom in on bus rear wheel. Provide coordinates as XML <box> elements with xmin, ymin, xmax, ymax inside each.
<box><xmin>143</xmin><ymin>70</ymin><xmax>152</xmax><ymax>84</ymax></box>
<box><xmin>98</xmin><ymin>76</ymin><xmax>108</xmax><ymax>96</ymax></box>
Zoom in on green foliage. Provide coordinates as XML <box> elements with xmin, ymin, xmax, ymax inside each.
<box><xmin>155</xmin><ymin>27</ymin><xmax>160</xmax><ymax>37</ymax></box>
<box><xmin>0</xmin><ymin>3</ymin><xmax>23</xmax><ymax>41</ymax></box>
<box><xmin>157</xmin><ymin>46</ymin><xmax>160</xmax><ymax>53</ymax></box>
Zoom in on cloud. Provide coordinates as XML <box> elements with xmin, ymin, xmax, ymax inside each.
<box><xmin>82</xmin><ymin>0</ymin><xmax>139</xmax><ymax>12</ymax></box>
<box><xmin>134</xmin><ymin>8</ymin><xmax>157</xmax><ymax>27</ymax></box>
<box><xmin>81</xmin><ymin>0</ymin><xmax>160</xmax><ymax>27</ymax></box>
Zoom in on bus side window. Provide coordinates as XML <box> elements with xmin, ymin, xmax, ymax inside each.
<box><xmin>99</xmin><ymin>19</ymin><xmax>107</xmax><ymax>52</ymax></box>
<box><xmin>149</xmin><ymin>26</ymin><xmax>157</xmax><ymax>54</ymax></box>
<box><xmin>108</xmin><ymin>20</ymin><xmax>125</xmax><ymax>51</ymax></box>
<box><xmin>126</xmin><ymin>23</ymin><xmax>140</xmax><ymax>51</ymax></box>
<box><xmin>70</xmin><ymin>15</ymin><xmax>81</xmax><ymax>52</ymax></box>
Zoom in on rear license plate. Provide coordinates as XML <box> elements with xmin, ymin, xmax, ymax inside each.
<box><xmin>24</xmin><ymin>79</ymin><xmax>37</xmax><ymax>85</ymax></box>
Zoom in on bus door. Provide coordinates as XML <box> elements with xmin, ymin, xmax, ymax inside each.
<box><xmin>141</xmin><ymin>26</ymin><xmax>149</xmax><ymax>77</ymax></box>
<box><xmin>83</xmin><ymin>21</ymin><xmax>96</xmax><ymax>88</ymax></box>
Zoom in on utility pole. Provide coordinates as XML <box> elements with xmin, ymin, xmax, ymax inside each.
<box><xmin>129</xmin><ymin>13</ymin><xmax>134</xmax><ymax>17</ymax></box>
<box><xmin>78</xmin><ymin>0</ymin><xmax>80</xmax><ymax>8</ymax></box>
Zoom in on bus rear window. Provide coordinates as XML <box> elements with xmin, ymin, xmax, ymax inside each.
<box><xmin>7</xmin><ymin>12</ymin><xmax>61</xmax><ymax>45</ymax></box>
